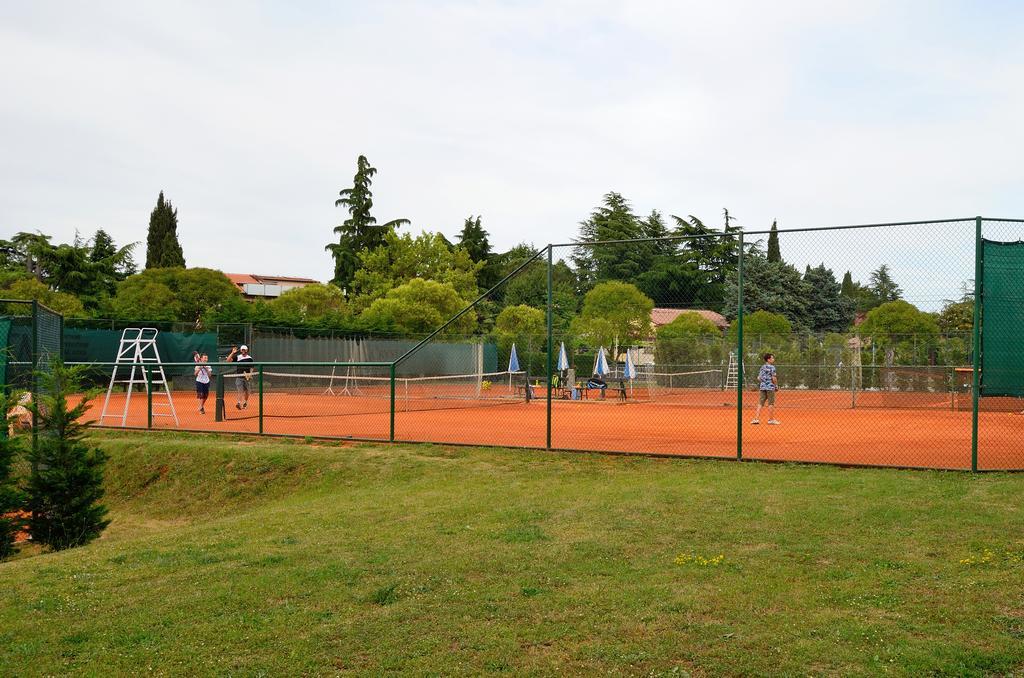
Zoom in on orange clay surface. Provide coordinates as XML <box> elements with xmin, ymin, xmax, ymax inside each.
<box><xmin>81</xmin><ymin>389</ymin><xmax>1023</xmax><ymax>470</ymax></box>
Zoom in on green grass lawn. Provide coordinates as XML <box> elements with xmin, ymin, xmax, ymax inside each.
<box><xmin>2</xmin><ymin>431</ymin><xmax>1023</xmax><ymax>676</ymax></box>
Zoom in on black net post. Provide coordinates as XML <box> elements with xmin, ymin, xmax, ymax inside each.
<box><xmin>215</xmin><ymin>373</ymin><xmax>225</xmax><ymax>421</ymax></box>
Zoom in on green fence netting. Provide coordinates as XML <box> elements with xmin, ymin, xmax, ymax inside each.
<box><xmin>981</xmin><ymin>238</ymin><xmax>1024</xmax><ymax>397</ymax></box>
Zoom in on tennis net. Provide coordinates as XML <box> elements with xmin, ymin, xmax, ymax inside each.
<box><xmin>254</xmin><ymin>368</ymin><xmax>529</xmax><ymax>417</ymax></box>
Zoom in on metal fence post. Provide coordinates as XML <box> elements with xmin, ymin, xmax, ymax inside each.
<box><xmin>546</xmin><ymin>244</ymin><xmax>553</xmax><ymax>450</ymax></box>
<box><xmin>737</xmin><ymin>232</ymin><xmax>744</xmax><ymax>461</ymax></box>
<box><xmin>971</xmin><ymin>216</ymin><xmax>982</xmax><ymax>472</ymax></box>
<box><xmin>258</xmin><ymin>365</ymin><xmax>264</xmax><ymax>435</ymax></box>
<box><xmin>389</xmin><ymin>363</ymin><xmax>396</xmax><ymax>443</ymax></box>
<box><xmin>144</xmin><ymin>365</ymin><xmax>153</xmax><ymax>429</ymax></box>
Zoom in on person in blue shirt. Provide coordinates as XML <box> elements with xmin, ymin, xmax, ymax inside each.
<box><xmin>751</xmin><ymin>352</ymin><xmax>780</xmax><ymax>425</ymax></box>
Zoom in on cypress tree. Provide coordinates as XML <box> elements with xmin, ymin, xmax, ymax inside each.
<box><xmin>27</xmin><ymin>361</ymin><xmax>110</xmax><ymax>551</ymax></box>
<box><xmin>767</xmin><ymin>220</ymin><xmax>782</xmax><ymax>263</ymax></box>
<box><xmin>840</xmin><ymin>271</ymin><xmax>855</xmax><ymax>297</ymax></box>
<box><xmin>145</xmin><ymin>191</ymin><xmax>186</xmax><ymax>269</ymax></box>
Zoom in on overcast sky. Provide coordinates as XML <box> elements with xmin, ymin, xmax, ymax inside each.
<box><xmin>2</xmin><ymin>1</ymin><xmax>1023</xmax><ymax>305</ymax></box>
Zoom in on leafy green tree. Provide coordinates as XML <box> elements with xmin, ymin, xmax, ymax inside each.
<box><xmin>1</xmin><ymin>278</ymin><xmax>86</xmax><ymax>317</ymax></box>
<box><xmin>145</xmin><ymin>191</ymin><xmax>186</xmax><ymax>269</ymax></box>
<box><xmin>27</xmin><ymin>360</ymin><xmax>110</xmax><ymax>551</ymax></box>
<box><xmin>360</xmin><ymin>279</ymin><xmax>475</xmax><ymax>335</ymax></box>
<box><xmin>493</xmin><ymin>304</ymin><xmax>547</xmax><ymax>373</ymax></box>
<box><xmin>938</xmin><ymin>299</ymin><xmax>973</xmax><ymax>333</ymax></box>
<box><xmin>326</xmin><ymin>155</ymin><xmax>410</xmax><ymax>289</ymax></box>
<box><xmin>728</xmin><ymin>310</ymin><xmax>793</xmax><ymax>343</ymax></box>
<box><xmin>36</xmin><ymin>234</ymin><xmax>137</xmax><ymax>310</ymax></box>
<box><xmin>0</xmin><ymin>232</ymin><xmax>52</xmax><ymax>278</ymax></box>
<box><xmin>766</xmin><ymin>220</ymin><xmax>781</xmax><ymax>263</ymax></box>
<box><xmin>268</xmin><ymin>284</ymin><xmax>351</xmax><ymax>326</ymax></box>
<box><xmin>495</xmin><ymin>304</ymin><xmax>545</xmax><ymax>338</ymax></box>
<box><xmin>494</xmin><ymin>305</ymin><xmax>546</xmax><ymax>371</ymax></box>
<box><xmin>502</xmin><ymin>259</ymin><xmax>577</xmax><ymax>333</ymax></box>
<box><xmin>803</xmin><ymin>264</ymin><xmax>855</xmax><ymax>333</ymax></box>
<box><xmin>570</xmin><ymin>281</ymin><xmax>654</xmax><ymax>348</ymax></box>
<box><xmin>482</xmin><ymin>243</ymin><xmax>541</xmax><ymax>295</ymax></box>
<box><xmin>655</xmin><ymin>312</ymin><xmax>724</xmax><ymax>367</ymax></box>
<box><xmin>109</xmin><ymin>278</ymin><xmax>179</xmax><ymax>321</ymax></box>
<box><xmin>349</xmin><ymin>230</ymin><xmax>481</xmax><ymax>311</ymax></box>
<box><xmin>457</xmin><ymin>215</ymin><xmax>491</xmax><ymax>263</ymax></box>
<box><xmin>0</xmin><ymin>392</ymin><xmax>25</xmax><ymax>560</ymax></box>
<box><xmin>858</xmin><ymin>300</ymin><xmax>939</xmax><ymax>365</ymax></box>
<box><xmin>634</xmin><ymin>258</ymin><xmax>717</xmax><ymax>308</ymax></box>
<box><xmin>112</xmin><ymin>268</ymin><xmax>242</xmax><ymax>327</ymax></box>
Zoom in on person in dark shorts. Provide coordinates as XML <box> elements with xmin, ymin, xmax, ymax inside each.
<box><xmin>194</xmin><ymin>353</ymin><xmax>212</xmax><ymax>414</ymax></box>
<box><xmin>751</xmin><ymin>352</ymin><xmax>780</xmax><ymax>425</ymax></box>
<box><xmin>226</xmin><ymin>344</ymin><xmax>255</xmax><ymax>409</ymax></box>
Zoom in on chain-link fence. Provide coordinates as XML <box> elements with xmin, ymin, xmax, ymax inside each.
<box><xmin>69</xmin><ymin>217</ymin><xmax>1024</xmax><ymax>471</ymax></box>
<box><xmin>1</xmin><ymin>300</ymin><xmax>64</xmax><ymax>446</ymax></box>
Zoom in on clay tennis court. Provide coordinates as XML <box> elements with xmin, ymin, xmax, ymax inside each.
<box><xmin>84</xmin><ymin>385</ymin><xmax>1024</xmax><ymax>470</ymax></box>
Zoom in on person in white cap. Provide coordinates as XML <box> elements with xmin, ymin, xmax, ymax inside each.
<box><xmin>225</xmin><ymin>344</ymin><xmax>255</xmax><ymax>409</ymax></box>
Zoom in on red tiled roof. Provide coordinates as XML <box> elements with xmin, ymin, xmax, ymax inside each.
<box><xmin>253</xmin><ymin>275</ymin><xmax>321</xmax><ymax>284</ymax></box>
<box><xmin>224</xmin><ymin>273</ymin><xmax>321</xmax><ymax>288</ymax></box>
<box><xmin>650</xmin><ymin>308</ymin><xmax>729</xmax><ymax>330</ymax></box>
<box><xmin>225</xmin><ymin>273</ymin><xmax>260</xmax><ymax>286</ymax></box>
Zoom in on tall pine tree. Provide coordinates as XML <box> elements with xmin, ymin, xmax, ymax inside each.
<box><xmin>572</xmin><ymin>192</ymin><xmax>649</xmax><ymax>288</ymax></box>
<box><xmin>145</xmin><ymin>192</ymin><xmax>185</xmax><ymax>269</ymax></box>
<box><xmin>869</xmin><ymin>264</ymin><xmax>902</xmax><ymax>303</ymax></box>
<box><xmin>803</xmin><ymin>263</ymin><xmax>855</xmax><ymax>333</ymax></box>
<box><xmin>767</xmin><ymin>220</ymin><xmax>782</xmax><ymax>263</ymax></box>
<box><xmin>0</xmin><ymin>392</ymin><xmax>23</xmax><ymax>560</ymax></box>
<box><xmin>27</xmin><ymin>361</ymin><xmax>110</xmax><ymax>551</ymax></box>
<box><xmin>457</xmin><ymin>215</ymin><xmax>491</xmax><ymax>262</ymax></box>
<box><xmin>327</xmin><ymin>155</ymin><xmax>410</xmax><ymax>289</ymax></box>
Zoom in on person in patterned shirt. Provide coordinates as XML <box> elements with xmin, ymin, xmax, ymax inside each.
<box><xmin>751</xmin><ymin>352</ymin><xmax>780</xmax><ymax>425</ymax></box>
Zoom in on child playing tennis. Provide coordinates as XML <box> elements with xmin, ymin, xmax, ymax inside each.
<box><xmin>751</xmin><ymin>352</ymin><xmax>780</xmax><ymax>425</ymax></box>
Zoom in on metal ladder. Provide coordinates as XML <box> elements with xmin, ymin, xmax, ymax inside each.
<box><xmin>724</xmin><ymin>352</ymin><xmax>741</xmax><ymax>390</ymax></box>
<box><xmin>99</xmin><ymin>328</ymin><xmax>179</xmax><ymax>427</ymax></box>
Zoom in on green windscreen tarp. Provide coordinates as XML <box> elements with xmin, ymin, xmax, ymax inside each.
<box><xmin>981</xmin><ymin>239</ymin><xmax>1024</xmax><ymax>397</ymax></box>
<box><xmin>62</xmin><ymin>328</ymin><xmax>218</xmax><ymax>364</ymax></box>
<box><xmin>0</xmin><ymin>317</ymin><xmax>9</xmax><ymax>387</ymax></box>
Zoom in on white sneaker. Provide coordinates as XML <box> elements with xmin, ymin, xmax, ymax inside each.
<box><xmin>768</xmin><ymin>419</ymin><xmax>780</xmax><ymax>425</ymax></box>
<box><xmin>750</xmin><ymin>419</ymin><xmax>760</xmax><ymax>425</ymax></box>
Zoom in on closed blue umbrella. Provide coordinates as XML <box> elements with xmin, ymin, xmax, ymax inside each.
<box><xmin>623</xmin><ymin>349</ymin><xmax>636</xmax><ymax>380</ymax></box>
<box><xmin>508</xmin><ymin>343</ymin><xmax>521</xmax><ymax>391</ymax></box>
<box><xmin>557</xmin><ymin>342</ymin><xmax>569</xmax><ymax>371</ymax></box>
<box><xmin>623</xmin><ymin>348</ymin><xmax>636</xmax><ymax>396</ymax></box>
<box><xmin>593</xmin><ymin>347</ymin><xmax>609</xmax><ymax>376</ymax></box>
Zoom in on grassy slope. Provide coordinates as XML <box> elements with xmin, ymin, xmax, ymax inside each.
<box><xmin>1</xmin><ymin>431</ymin><xmax>1023</xmax><ymax>676</ymax></box>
